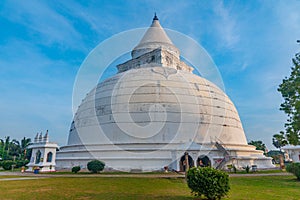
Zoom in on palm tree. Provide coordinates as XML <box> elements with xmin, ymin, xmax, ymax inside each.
<box><xmin>0</xmin><ymin>139</ymin><xmax>4</xmax><ymax>160</ymax></box>
<box><xmin>20</xmin><ymin>137</ymin><xmax>31</xmax><ymax>160</ymax></box>
<box><xmin>10</xmin><ymin>139</ymin><xmax>21</xmax><ymax>158</ymax></box>
<box><xmin>0</xmin><ymin>136</ymin><xmax>32</xmax><ymax>160</ymax></box>
<box><xmin>4</xmin><ymin>136</ymin><xmax>10</xmax><ymax>159</ymax></box>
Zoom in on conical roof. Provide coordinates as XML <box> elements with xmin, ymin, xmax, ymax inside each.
<box><xmin>131</xmin><ymin>14</ymin><xmax>179</xmax><ymax>58</ymax></box>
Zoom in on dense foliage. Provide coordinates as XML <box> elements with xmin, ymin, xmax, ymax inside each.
<box><xmin>1</xmin><ymin>160</ymin><xmax>16</xmax><ymax>170</ymax></box>
<box><xmin>277</xmin><ymin>51</ymin><xmax>300</xmax><ymax>145</ymax></box>
<box><xmin>72</xmin><ymin>166</ymin><xmax>81</xmax><ymax>173</ymax></box>
<box><xmin>267</xmin><ymin>150</ymin><xmax>284</xmax><ymax>163</ymax></box>
<box><xmin>286</xmin><ymin>163</ymin><xmax>300</xmax><ymax>180</ymax></box>
<box><xmin>272</xmin><ymin>131</ymin><xmax>288</xmax><ymax>149</ymax></box>
<box><xmin>87</xmin><ymin>160</ymin><xmax>105</xmax><ymax>173</ymax></box>
<box><xmin>0</xmin><ymin>136</ymin><xmax>32</xmax><ymax>160</ymax></box>
<box><xmin>15</xmin><ymin>160</ymin><xmax>29</xmax><ymax>168</ymax></box>
<box><xmin>0</xmin><ymin>136</ymin><xmax>31</xmax><ymax>170</ymax></box>
<box><xmin>248</xmin><ymin>140</ymin><xmax>267</xmax><ymax>153</ymax></box>
<box><xmin>187</xmin><ymin>167</ymin><xmax>230</xmax><ymax>200</ymax></box>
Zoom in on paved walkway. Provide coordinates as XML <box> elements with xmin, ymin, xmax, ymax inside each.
<box><xmin>0</xmin><ymin>177</ymin><xmax>47</xmax><ymax>181</ymax></box>
<box><xmin>0</xmin><ymin>171</ymin><xmax>292</xmax><ymax>180</ymax></box>
<box><xmin>0</xmin><ymin>172</ymin><xmax>185</xmax><ymax>178</ymax></box>
<box><xmin>229</xmin><ymin>172</ymin><xmax>291</xmax><ymax>177</ymax></box>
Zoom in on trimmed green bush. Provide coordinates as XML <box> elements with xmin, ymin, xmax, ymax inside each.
<box><xmin>187</xmin><ymin>167</ymin><xmax>230</xmax><ymax>200</ymax></box>
<box><xmin>72</xmin><ymin>166</ymin><xmax>81</xmax><ymax>173</ymax></box>
<box><xmin>1</xmin><ymin>160</ymin><xmax>16</xmax><ymax>170</ymax></box>
<box><xmin>286</xmin><ymin>163</ymin><xmax>300</xmax><ymax>180</ymax></box>
<box><xmin>87</xmin><ymin>160</ymin><xmax>105</xmax><ymax>173</ymax></box>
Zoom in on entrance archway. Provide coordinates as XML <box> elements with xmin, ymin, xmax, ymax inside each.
<box><xmin>47</xmin><ymin>152</ymin><xmax>53</xmax><ymax>162</ymax></box>
<box><xmin>179</xmin><ymin>154</ymin><xmax>194</xmax><ymax>171</ymax></box>
<box><xmin>35</xmin><ymin>150</ymin><xmax>41</xmax><ymax>164</ymax></box>
<box><xmin>197</xmin><ymin>155</ymin><xmax>211</xmax><ymax>167</ymax></box>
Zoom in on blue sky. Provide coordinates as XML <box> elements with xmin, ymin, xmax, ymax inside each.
<box><xmin>0</xmin><ymin>0</ymin><xmax>299</xmax><ymax>150</ymax></box>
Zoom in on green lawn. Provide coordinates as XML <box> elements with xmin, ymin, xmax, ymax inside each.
<box><xmin>0</xmin><ymin>175</ymin><xmax>299</xmax><ymax>199</ymax></box>
<box><xmin>229</xmin><ymin>176</ymin><xmax>300</xmax><ymax>200</ymax></box>
<box><xmin>0</xmin><ymin>175</ymin><xmax>22</xmax><ymax>179</ymax></box>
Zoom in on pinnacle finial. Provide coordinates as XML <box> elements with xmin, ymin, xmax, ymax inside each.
<box><xmin>153</xmin><ymin>12</ymin><xmax>158</xmax><ymax>21</ymax></box>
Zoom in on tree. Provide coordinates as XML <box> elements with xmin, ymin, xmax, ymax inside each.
<box><xmin>248</xmin><ymin>140</ymin><xmax>267</xmax><ymax>153</ymax></box>
<box><xmin>0</xmin><ymin>136</ymin><xmax>31</xmax><ymax>161</ymax></box>
<box><xmin>3</xmin><ymin>136</ymin><xmax>11</xmax><ymax>159</ymax></box>
<box><xmin>20</xmin><ymin>137</ymin><xmax>31</xmax><ymax>159</ymax></box>
<box><xmin>272</xmin><ymin>131</ymin><xmax>288</xmax><ymax>149</ymax></box>
<box><xmin>278</xmin><ymin>51</ymin><xmax>300</xmax><ymax>145</ymax></box>
<box><xmin>0</xmin><ymin>139</ymin><xmax>4</xmax><ymax>160</ymax></box>
<box><xmin>267</xmin><ymin>150</ymin><xmax>284</xmax><ymax>164</ymax></box>
<box><xmin>11</xmin><ymin>139</ymin><xmax>21</xmax><ymax>157</ymax></box>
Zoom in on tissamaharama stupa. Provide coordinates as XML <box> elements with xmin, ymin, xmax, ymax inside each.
<box><xmin>56</xmin><ymin>15</ymin><xmax>274</xmax><ymax>171</ymax></box>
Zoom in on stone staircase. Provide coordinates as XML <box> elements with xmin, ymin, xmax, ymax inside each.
<box><xmin>213</xmin><ymin>138</ymin><xmax>231</xmax><ymax>170</ymax></box>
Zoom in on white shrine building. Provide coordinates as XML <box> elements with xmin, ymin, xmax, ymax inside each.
<box><xmin>56</xmin><ymin>15</ymin><xmax>274</xmax><ymax>172</ymax></box>
<box><xmin>27</xmin><ymin>131</ymin><xmax>58</xmax><ymax>172</ymax></box>
<box><xmin>282</xmin><ymin>145</ymin><xmax>300</xmax><ymax>163</ymax></box>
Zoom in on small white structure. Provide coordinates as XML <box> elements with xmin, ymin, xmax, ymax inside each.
<box><xmin>26</xmin><ymin>131</ymin><xmax>58</xmax><ymax>172</ymax></box>
<box><xmin>282</xmin><ymin>145</ymin><xmax>300</xmax><ymax>163</ymax></box>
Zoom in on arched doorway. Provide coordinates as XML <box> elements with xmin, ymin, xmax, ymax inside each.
<box><xmin>46</xmin><ymin>152</ymin><xmax>53</xmax><ymax>162</ymax></box>
<box><xmin>197</xmin><ymin>155</ymin><xmax>211</xmax><ymax>167</ymax></box>
<box><xmin>35</xmin><ymin>150</ymin><xmax>41</xmax><ymax>164</ymax></box>
<box><xmin>179</xmin><ymin>153</ymin><xmax>194</xmax><ymax>171</ymax></box>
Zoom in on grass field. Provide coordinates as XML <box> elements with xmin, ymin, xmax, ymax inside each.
<box><xmin>0</xmin><ymin>175</ymin><xmax>299</xmax><ymax>199</ymax></box>
<box><xmin>0</xmin><ymin>176</ymin><xmax>21</xmax><ymax>179</ymax></box>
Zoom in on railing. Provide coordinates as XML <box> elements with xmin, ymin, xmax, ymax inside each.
<box><xmin>212</xmin><ymin>137</ymin><xmax>231</xmax><ymax>169</ymax></box>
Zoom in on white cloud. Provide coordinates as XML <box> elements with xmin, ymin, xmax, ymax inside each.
<box><xmin>1</xmin><ymin>0</ymin><xmax>85</xmax><ymax>51</ymax></box>
<box><xmin>212</xmin><ymin>1</ymin><xmax>240</xmax><ymax>49</ymax></box>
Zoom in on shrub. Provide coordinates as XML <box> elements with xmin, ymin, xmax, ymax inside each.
<box><xmin>187</xmin><ymin>167</ymin><xmax>230</xmax><ymax>200</ymax></box>
<box><xmin>16</xmin><ymin>160</ymin><xmax>29</xmax><ymax>168</ymax></box>
<box><xmin>227</xmin><ymin>164</ymin><xmax>233</xmax><ymax>172</ymax></box>
<box><xmin>286</xmin><ymin>163</ymin><xmax>300</xmax><ymax>180</ymax></box>
<box><xmin>245</xmin><ymin>165</ymin><xmax>250</xmax><ymax>173</ymax></box>
<box><xmin>87</xmin><ymin>160</ymin><xmax>105</xmax><ymax>173</ymax></box>
<box><xmin>72</xmin><ymin>166</ymin><xmax>81</xmax><ymax>173</ymax></box>
<box><xmin>232</xmin><ymin>165</ymin><xmax>237</xmax><ymax>173</ymax></box>
<box><xmin>1</xmin><ymin>160</ymin><xmax>16</xmax><ymax>170</ymax></box>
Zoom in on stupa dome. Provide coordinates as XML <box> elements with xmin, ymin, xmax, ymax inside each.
<box><xmin>67</xmin><ymin>67</ymin><xmax>247</xmax><ymax>147</ymax></box>
<box><xmin>56</xmin><ymin>15</ymin><xmax>274</xmax><ymax>171</ymax></box>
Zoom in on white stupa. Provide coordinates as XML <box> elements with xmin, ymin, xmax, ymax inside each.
<box><xmin>56</xmin><ymin>15</ymin><xmax>274</xmax><ymax>171</ymax></box>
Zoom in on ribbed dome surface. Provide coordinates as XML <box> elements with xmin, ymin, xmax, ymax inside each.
<box><xmin>68</xmin><ymin>66</ymin><xmax>247</xmax><ymax>146</ymax></box>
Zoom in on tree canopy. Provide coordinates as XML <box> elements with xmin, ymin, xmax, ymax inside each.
<box><xmin>272</xmin><ymin>131</ymin><xmax>288</xmax><ymax>149</ymax></box>
<box><xmin>277</xmin><ymin>51</ymin><xmax>300</xmax><ymax>145</ymax></box>
<box><xmin>248</xmin><ymin>140</ymin><xmax>267</xmax><ymax>153</ymax></box>
<box><xmin>0</xmin><ymin>136</ymin><xmax>31</xmax><ymax>160</ymax></box>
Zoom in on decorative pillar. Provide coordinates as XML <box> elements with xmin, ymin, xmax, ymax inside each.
<box><xmin>185</xmin><ymin>152</ymin><xmax>189</xmax><ymax>180</ymax></box>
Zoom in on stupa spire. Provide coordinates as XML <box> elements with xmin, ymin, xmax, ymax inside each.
<box><xmin>131</xmin><ymin>15</ymin><xmax>179</xmax><ymax>59</ymax></box>
<box><xmin>153</xmin><ymin>13</ymin><xmax>158</xmax><ymax>21</ymax></box>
